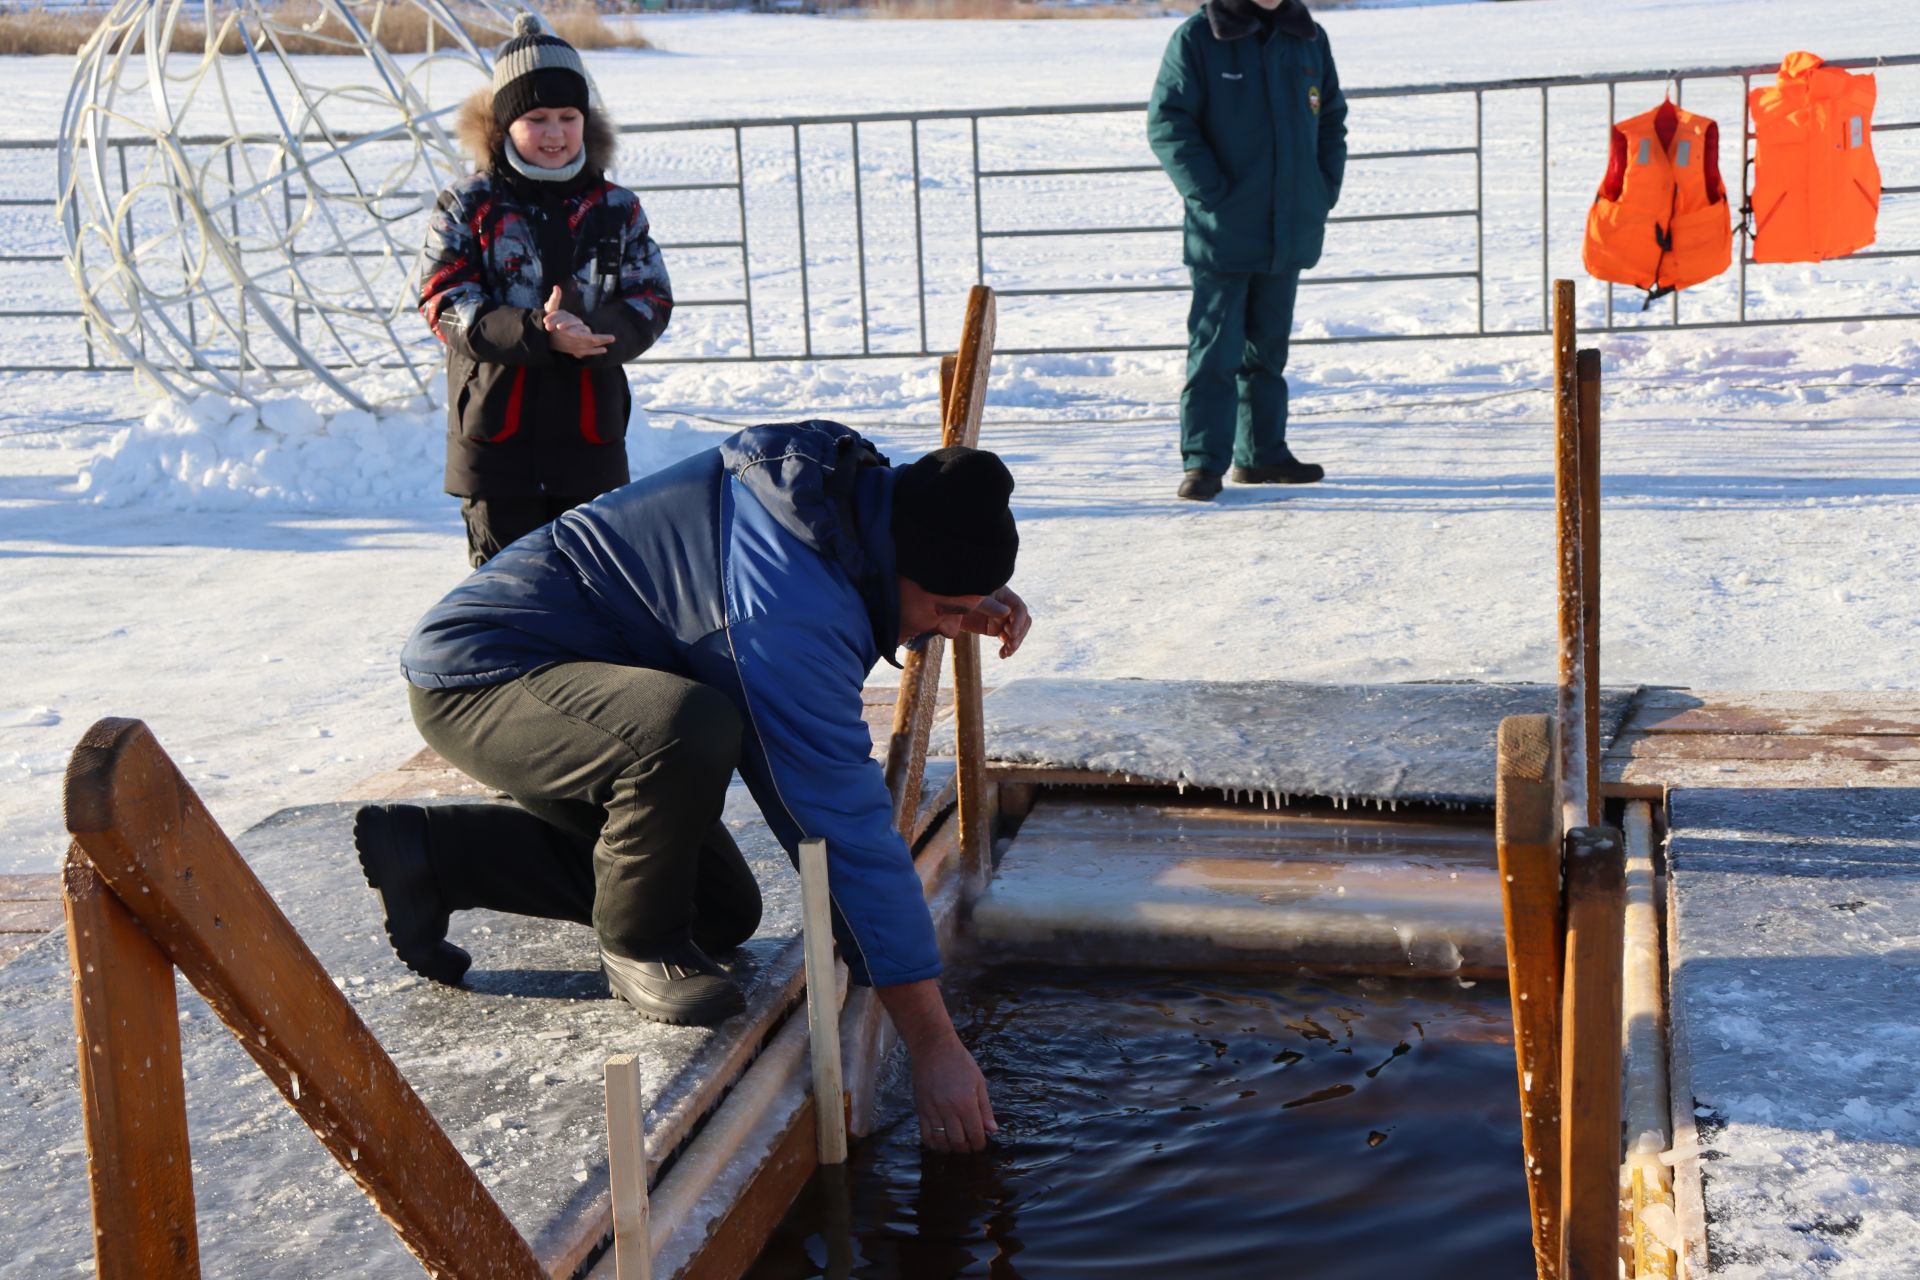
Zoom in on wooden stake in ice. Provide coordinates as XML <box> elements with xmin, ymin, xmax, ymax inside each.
<box><xmin>1551</xmin><ymin>280</ymin><xmax>1592</xmax><ymax>835</ymax></box>
<box><xmin>1495</xmin><ymin>713</ymin><xmax>1565</xmax><ymax>1280</ymax></box>
<box><xmin>1558</xmin><ymin>826</ymin><xmax>1626</xmax><ymax>1280</ymax></box>
<box><xmin>603</xmin><ymin>1054</ymin><xmax>652</xmax><ymax>1280</ymax></box>
<box><xmin>798</xmin><ymin>838</ymin><xmax>848</xmax><ymax>1165</ymax></box>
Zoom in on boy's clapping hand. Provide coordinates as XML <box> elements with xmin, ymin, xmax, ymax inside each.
<box><xmin>543</xmin><ymin>285</ymin><xmax>615</xmax><ymax>358</ymax></box>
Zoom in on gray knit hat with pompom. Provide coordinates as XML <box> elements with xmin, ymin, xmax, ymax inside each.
<box><xmin>492</xmin><ymin>13</ymin><xmax>589</xmax><ymax>129</ymax></box>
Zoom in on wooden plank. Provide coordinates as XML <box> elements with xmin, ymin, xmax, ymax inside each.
<box><xmin>942</xmin><ymin>287</ymin><xmax>995</xmax><ymax>451</ymax></box>
<box><xmin>605</xmin><ymin>1055</ymin><xmax>652</xmax><ymax>1280</ymax></box>
<box><xmin>1607</xmin><ymin>753</ymin><xmax>1920</xmax><ymax>791</ymax></box>
<box><xmin>1625</xmin><ymin>688</ymin><xmax>1920</xmax><ymax>736</ymax></box>
<box><xmin>0</xmin><ymin>898</ymin><xmax>63</xmax><ymax>931</ymax></box>
<box><xmin>674</xmin><ymin>1099</ymin><xmax>817</xmax><ymax>1280</ymax></box>
<box><xmin>63</xmin><ymin>718</ymin><xmax>543</xmax><ymax>1280</ymax></box>
<box><xmin>1496</xmin><ymin>714</ymin><xmax>1564</xmax><ymax>1280</ymax></box>
<box><xmin>0</xmin><ymin>872</ymin><xmax>60</xmax><ymax>900</ymax></box>
<box><xmin>1553</xmin><ymin>280</ymin><xmax>1591</xmax><ymax>835</ymax></box>
<box><xmin>1576</xmin><ymin>347</ymin><xmax>1602</xmax><ymax>825</ymax></box>
<box><xmin>1619</xmin><ymin>804</ymin><xmax>1675</xmax><ymax>1280</ymax></box>
<box><xmin>1608</xmin><ymin>731</ymin><xmax>1920</xmax><ymax>762</ymax></box>
<box><xmin>1558</xmin><ymin>826</ymin><xmax>1625</xmax><ymax>1280</ymax></box>
<box><xmin>884</xmin><ymin>636</ymin><xmax>947</xmax><ymax>836</ymax></box>
<box><xmin>62</xmin><ymin>849</ymin><xmax>200</xmax><ymax>1280</ymax></box>
<box><xmin>796</xmin><ymin>839</ymin><xmax>848</xmax><ymax>1166</ymax></box>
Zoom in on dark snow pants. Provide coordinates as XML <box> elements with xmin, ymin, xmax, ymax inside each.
<box><xmin>407</xmin><ymin>663</ymin><xmax>763</xmax><ymax>960</ymax></box>
<box><xmin>459</xmin><ymin>494</ymin><xmax>597</xmax><ymax>568</ymax></box>
<box><xmin>1180</xmin><ymin>266</ymin><xmax>1301</xmax><ymax>474</ymax></box>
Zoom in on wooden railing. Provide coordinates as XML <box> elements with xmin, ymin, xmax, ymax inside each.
<box><xmin>1496</xmin><ymin>280</ymin><xmax>1628</xmax><ymax>1280</ymax></box>
<box><xmin>62</xmin><ymin>716</ymin><xmax>543</xmax><ymax>1279</ymax></box>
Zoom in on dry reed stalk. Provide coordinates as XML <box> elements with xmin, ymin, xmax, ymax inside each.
<box><xmin>858</xmin><ymin>0</ymin><xmax>1157</xmax><ymax>19</ymax></box>
<box><xmin>1</xmin><ymin>2</ymin><xmax>649</xmax><ymax>58</ymax></box>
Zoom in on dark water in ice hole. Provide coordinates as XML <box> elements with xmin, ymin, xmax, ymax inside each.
<box><xmin>745</xmin><ymin>967</ymin><xmax>1533</xmax><ymax>1280</ymax></box>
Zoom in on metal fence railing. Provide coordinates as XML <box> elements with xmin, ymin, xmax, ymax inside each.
<box><xmin>6</xmin><ymin>51</ymin><xmax>1917</xmax><ymax>375</ymax></box>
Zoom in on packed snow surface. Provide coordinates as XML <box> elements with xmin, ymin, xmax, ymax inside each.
<box><xmin>0</xmin><ymin>5</ymin><xmax>1917</xmax><ymax>1278</ymax></box>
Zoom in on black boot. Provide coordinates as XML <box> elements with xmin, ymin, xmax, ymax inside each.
<box><xmin>601</xmin><ymin>940</ymin><xmax>746</xmax><ymax>1026</ymax></box>
<box><xmin>353</xmin><ymin>804</ymin><xmax>472</xmax><ymax>986</ymax></box>
<box><xmin>1232</xmin><ymin>450</ymin><xmax>1324</xmax><ymax>485</ymax></box>
<box><xmin>1177</xmin><ymin>469</ymin><xmax>1223</xmax><ymax>501</ymax></box>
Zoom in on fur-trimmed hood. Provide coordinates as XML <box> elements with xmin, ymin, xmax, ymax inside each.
<box><xmin>453</xmin><ymin>87</ymin><xmax>618</xmax><ymax>175</ymax></box>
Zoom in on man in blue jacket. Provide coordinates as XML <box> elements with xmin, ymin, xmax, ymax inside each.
<box><xmin>1148</xmin><ymin>0</ymin><xmax>1347</xmax><ymax>501</ymax></box>
<box><xmin>355</xmin><ymin>420</ymin><xmax>1028</xmax><ymax>1153</ymax></box>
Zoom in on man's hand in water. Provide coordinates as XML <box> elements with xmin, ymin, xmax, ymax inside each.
<box><xmin>877</xmin><ymin>978</ymin><xmax>998</xmax><ymax>1153</ymax></box>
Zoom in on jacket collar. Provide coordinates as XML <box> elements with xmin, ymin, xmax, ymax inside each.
<box><xmin>853</xmin><ymin>467</ymin><xmax>904</xmax><ymax>668</ymax></box>
<box><xmin>1205</xmin><ymin>0</ymin><xmax>1315</xmax><ymax>43</ymax></box>
<box><xmin>719</xmin><ymin>420</ymin><xmax>902</xmax><ymax>666</ymax></box>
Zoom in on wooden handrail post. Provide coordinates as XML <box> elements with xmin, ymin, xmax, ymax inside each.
<box><xmin>797</xmin><ymin>839</ymin><xmax>848</xmax><ymax>1165</ymax></box>
<box><xmin>887</xmin><ymin>286</ymin><xmax>998</xmax><ymax>864</ymax></box>
<box><xmin>604</xmin><ymin>1054</ymin><xmax>653</xmax><ymax>1280</ymax></box>
<box><xmin>1575</xmin><ymin>348</ymin><xmax>1602</xmax><ymax>822</ymax></box>
<box><xmin>1496</xmin><ymin>714</ymin><xmax>1564</xmax><ymax>1280</ymax></box>
<box><xmin>62</xmin><ymin>847</ymin><xmax>200</xmax><ymax>1280</ymax></box>
<box><xmin>943</xmin><ymin>287</ymin><xmax>998</xmax><ymax>883</ymax></box>
<box><xmin>1558</xmin><ymin>825</ymin><xmax>1627</xmax><ymax>1280</ymax></box>
<box><xmin>1551</xmin><ymin>280</ymin><xmax>1592</xmax><ymax>834</ymax></box>
<box><xmin>63</xmin><ymin>718</ymin><xmax>543</xmax><ymax>1279</ymax></box>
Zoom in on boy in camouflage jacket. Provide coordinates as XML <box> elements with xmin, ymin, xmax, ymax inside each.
<box><xmin>419</xmin><ymin>15</ymin><xmax>672</xmax><ymax>565</ymax></box>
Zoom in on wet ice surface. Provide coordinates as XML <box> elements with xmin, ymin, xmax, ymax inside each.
<box><xmin>951</xmin><ymin>678</ymin><xmax>1638</xmax><ymax>807</ymax></box>
<box><xmin>972</xmin><ymin>797</ymin><xmax>1506</xmax><ymax>975</ymax></box>
<box><xmin>1666</xmin><ymin>788</ymin><xmax>1920</xmax><ymax>1277</ymax></box>
<box><xmin>748</xmin><ymin>966</ymin><xmax>1532</xmax><ymax>1280</ymax></box>
<box><xmin>0</xmin><ymin>786</ymin><xmax>800</xmax><ymax>1279</ymax></box>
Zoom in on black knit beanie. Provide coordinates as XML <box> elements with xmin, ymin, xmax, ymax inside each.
<box><xmin>492</xmin><ymin>14</ymin><xmax>590</xmax><ymax>129</ymax></box>
<box><xmin>891</xmin><ymin>447</ymin><xmax>1019</xmax><ymax>596</ymax></box>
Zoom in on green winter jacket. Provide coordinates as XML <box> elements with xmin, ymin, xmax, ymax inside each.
<box><xmin>1147</xmin><ymin>1</ymin><xmax>1348</xmax><ymax>273</ymax></box>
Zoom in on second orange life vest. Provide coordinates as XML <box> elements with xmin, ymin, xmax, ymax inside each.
<box><xmin>1584</xmin><ymin>101</ymin><xmax>1732</xmax><ymax>299</ymax></box>
<box><xmin>1749</xmin><ymin>51</ymin><xmax>1880</xmax><ymax>263</ymax></box>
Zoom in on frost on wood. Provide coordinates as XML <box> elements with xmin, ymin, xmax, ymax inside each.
<box><xmin>0</xmin><ymin>787</ymin><xmax>800</xmax><ymax>1278</ymax></box>
<box><xmin>57</xmin><ymin>0</ymin><xmax>534</xmax><ymax>409</ymax></box>
<box><xmin>946</xmin><ymin>678</ymin><xmax>1639</xmax><ymax>808</ymax></box>
<box><xmin>1665</xmin><ymin>787</ymin><xmax>1920</xmax><ymax>1278</ymax></box>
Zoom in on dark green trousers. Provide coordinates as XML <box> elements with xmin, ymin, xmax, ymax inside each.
<box><xmin>408</xmin><ymin>663</ymin><xmax>762</xmax><ymax>959</ymax></box>
<box><xmin>1181</xmin><ymin>267</ymin><xmax>1301</xmax><ymax>474</ymax></box>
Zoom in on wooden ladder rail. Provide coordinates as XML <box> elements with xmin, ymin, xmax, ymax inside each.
<box><xmin>1501</xmin><ymin>282</ymin><xmax>1626</xmax><ymax>1280</ymax></box>
<box><xmin>62</xmin><ymin>716</ymin><xmax>543</xmax><ymax>1280</ymax></box>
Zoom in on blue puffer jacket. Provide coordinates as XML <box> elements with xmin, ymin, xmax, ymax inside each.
<box><xmin>400</xmin><ymin>420</ymin><xmax>938</xmax><ymax>988</ymax></box>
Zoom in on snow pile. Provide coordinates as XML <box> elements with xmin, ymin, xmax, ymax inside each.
<box><xmin>75</xmin><ymin>378</ymin><xmax>705</xmax><ymax>511</ymax></box>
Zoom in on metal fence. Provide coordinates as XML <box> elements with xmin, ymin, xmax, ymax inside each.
<box><xmin>5</xmin><ymin>50</ymin><xmax>1917</xmax><ymax>374</ymax></box>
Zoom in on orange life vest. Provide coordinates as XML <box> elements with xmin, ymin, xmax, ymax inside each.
<box><xmin>1584</xmin><ymin>101</ymin><xmax>1732</xmax><ymax>298</ymax></box>
<box><xmin>1748</xmin><ymin>51</ymin><xmax>1879</xmax><ymax>263</ymax></box>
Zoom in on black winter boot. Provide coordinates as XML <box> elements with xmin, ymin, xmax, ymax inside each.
<box><xmin>353</xmin><ymin>804</ymin><xmax>472</xmax><ymax>986</ymax></box>
<box><xmin>601</xmin><ymin>940</ymin><xmax>746</xmax><ymax>1026</ymax></box>
<box><xmin>1232</xmin><ymin>450</ymin><xmax>1324</xmax><ymax>485</ymax></box>
<box><xmin>1177</xmin><ymin>469</ymin><xmax>1223</xmax><ymax>501</ymax></box>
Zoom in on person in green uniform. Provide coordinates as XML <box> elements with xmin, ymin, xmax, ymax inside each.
<box><xmin>1148</xmin><ymin>0</ymin><xmax>1347</xmax><ymax>502</ymax></box>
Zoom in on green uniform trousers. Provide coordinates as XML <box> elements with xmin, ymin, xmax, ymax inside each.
<box><xmin>1180</xmin><ymin>266</ymin><xmax>1301</xmax><ymax>474</ymax></box>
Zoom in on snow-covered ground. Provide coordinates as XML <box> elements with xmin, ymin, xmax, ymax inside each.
<box><xmin>3</xmin><ymin>0</ymin><xmax>1917</xmax><ymax>884</ymax></box>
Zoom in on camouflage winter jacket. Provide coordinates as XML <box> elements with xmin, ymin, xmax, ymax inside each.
<box><xmin>419</xmin><ymin>103</ymin><xmax>672</xmax><ymax>499</ymax></box>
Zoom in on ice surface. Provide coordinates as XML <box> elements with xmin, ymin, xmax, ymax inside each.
<box><xmin>972</xmin><ymin>797</ymin><xmax>1506</xmax><ymax>975</ymax></box>
<box><xmin>1666</xmin><ymin>788</ymin><xmax>1920</xmax><ymax>1277</ymax></box>
<box><xmin>0</xmin><ymin>786</ymin><xmax>801</xmax><ymax>1279</ymax></box>
<box><xmin>950</xmin><ymin>677</ymin><xmax>1638</xmax><ymax>807</ymax></box>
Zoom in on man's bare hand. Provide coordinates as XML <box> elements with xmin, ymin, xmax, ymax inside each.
<box><xmin>910</xmin><ymin>1036</ymin><xmax>998</xmax><ymax>1154</ymax></box>
<box><xmin>959</xmin><ymin>586</ymin><xmax>1032</xmax><ymax>659</ymax></box>
<box><xmin>876</xmin><ymin>977</ymin><xmax>999</xmax><ymax>1153</ymax></box>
